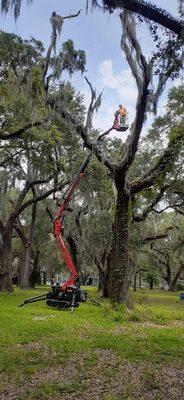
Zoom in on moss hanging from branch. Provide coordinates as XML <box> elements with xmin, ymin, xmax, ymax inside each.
<box><xmin>87</xmin><ymin>0</ymin><xmax>184</xmax><ymax>38</ymax></box>
<box><xmin>1</xmin><ymin>0</ymin><xmax>33</xmax><ymax>19</ymax></box>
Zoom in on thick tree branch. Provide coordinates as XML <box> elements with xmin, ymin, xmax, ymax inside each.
<box><xmin>133</xmin><ymin>184</ymin><xmax>170</xmax><ymax>222</ymax></box>
<box><xmin>117</xmin><ymin>12</ymin><xmax>151</xmax><ymax>172</ymax></box>
<box><xmin>101</xmin><ymin>0</ymin><xmax>184</xmax><ymax>38</ymax></box>
<box><xmin>0</xmin><ymin>220</ymin><xmax>5</xmax><ymax>234</ymax></box>
<box><xmin>142</xmin><ymin>228</ymin><xmax>173</xmax><ymax>244</ymax></box>
<box><xmin>121</xmin><ymin>11</ymin><xmax>147</xmax><ymax>88</ymax></box>
<box><xmin>28</xmin><ymin>188</ymin><xmax>37</xmax><ymax>242</ymax></box>
<box><xmin>172</xmin><ymin>261</ymin><xmax>184</xmax><ymax>289</ymax></box>
<box><xmin>150</xmin><ymin>56</ymin><xmax>184</xmax><ymax>114</ymax></box>
<box><xmin>131</xmin><ymin>128</ymin><xmax>184</xmax><ymax>194</ymax></box>
<box><xmin>152</xmin><ymin>205</ymin><xmax>171</xmax><ymax>214</ymax></box>
<box><xmin>14</xmin><ymin>219</ymin><xmax>27</xmax><ymax>245</ymax></box>
<box><xmin>0</xmin><ymin>121</ymin><xmax>43</xmax><ymax>140</ymax></box>
<box><xmin>63</xmin><ymin>10</ymin><xmax>81</xmax><ymax>20</ymax></box>
<box><xmin>80</xmin><ymin>126</ymin><xmax>115</xmax><ymax>173</ymax></box>
<box><xmin>0</xmin><ymin>150</ymin><xmax>24</xmax><ymax>167</ymax></box>
<box><xmin>60</xmin><ymin>90</ymin><xmax>115</xmax><ymax>173</ymax></box>
<box><xmin>17</xmin><ymin>181</ymin><xmax>67</xmax><ymax>217</ymax></box>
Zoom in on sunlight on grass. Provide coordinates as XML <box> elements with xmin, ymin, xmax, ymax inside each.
<box><xmin>0</xmin><ymin>287</ymin><xmax>184</xmax><ymax>399</ymax></box>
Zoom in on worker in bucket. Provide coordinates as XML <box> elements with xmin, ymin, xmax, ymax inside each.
<box><xmin>114</xmin><ymin>104</ymin><xmax>127</xmax><ymax>128</ymax></box>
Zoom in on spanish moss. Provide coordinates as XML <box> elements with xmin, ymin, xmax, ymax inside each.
<box><xmin>1</xmin><ymin>0</ymin><xmax>33</xmax><ymax>19</ymax></box>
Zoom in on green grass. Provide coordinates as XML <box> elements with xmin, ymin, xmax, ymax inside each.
<box><xmin>0</xmin><ymin>287</ymin><xmax>184</xmax><ymax>399</ymax></box>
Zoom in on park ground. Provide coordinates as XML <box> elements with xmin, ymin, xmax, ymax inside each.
<box><xmin>0</xmin><ymin>287</ymin><xmax>184</xmax><ymax>400</ymax></box>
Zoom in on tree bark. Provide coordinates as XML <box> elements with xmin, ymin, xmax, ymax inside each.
<box><xmin>19</xmin><ymin>241</ymin><xmax>32</xmax><ymax>289</ymax></box>
<box><xmin>98</xmin><ymin>264</ymin><xmax>111</xmax><ymax>298</ymax></box>
<box><xmin>162</xmin><ymin>258</ymin><xmax>172</xmax><ymax>291</ymax></box>
<box><xmin>110</xmin><ymin>187</ymin><xmax>130</xmax><ymax>303</ymax></box>
<box><xmin>29</xmin><ymin>249</ymin><xmax>41</xmax><ymax>288</ymax></box>
<box><xmin>17</xmin><ymin>250</ymin><xmax>25</xmax><ymax>286</ymax></box>
<box><xmin>150</xmin><ymin>276</ymin><xmax>154</xmax><ymax>290</ymax></box>
<box><xmin>133</xmin><ymin>273</ymin><xmax>137</xmax><ymax>291</ymax></box>
<box><xmin>139</xmin><ymin>273</ymin><xmax>142</xmax><ymax>289</ymax></box>
<box><xmin>0</xmin><ymin>226</ymin><xmax>14</xmax><ymax>292</ymax></box>
<box><xmin>95</xmin><ymin>250</ymin><xmax>111</xmax><ymax>298</ymax></box>
<box><xmin>170</xmin><ymin>262</ymin><xmax>184</xmax><ymax>291</ymax></box>
<box><xmin>66</xmin><ymin>235</ymin><xmax>79</xmax><ymax>273</ymax></box>
<box><xmin>16</xmin><ymin>202</ymin><xmax>37</xmax><ymax>289</ymax></box>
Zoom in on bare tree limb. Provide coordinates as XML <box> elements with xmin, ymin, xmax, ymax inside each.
<box><xmin>63</xmin><ymin>9</ymin><xmax>81</xmax><ymax>20</ymax></box>
<box><xmin>43</xmin><ymin>10</ymin><xmax>81</xmax><ymax>87</ymax></box>
<box><xmin>84</xmin><ymin>76</ymin><xmax>103</xmax><ymax>131</ymax></box>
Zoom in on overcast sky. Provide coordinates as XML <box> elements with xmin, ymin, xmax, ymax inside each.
<box><xmin>0</xmin><ymin>0</ymin><xmax>181</xmax><ymax>137</ymax></box>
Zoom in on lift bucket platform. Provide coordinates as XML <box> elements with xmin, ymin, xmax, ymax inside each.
<box><xmin>116</xmin><ymin>125</ymin><xmax>129</xmax><ymax>132</ymax></box>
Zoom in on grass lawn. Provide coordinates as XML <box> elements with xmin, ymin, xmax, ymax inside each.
<box><xmin>0</xmin><ymin>286</ymin><xmax>184</xmax><ymax>399</ymax></box>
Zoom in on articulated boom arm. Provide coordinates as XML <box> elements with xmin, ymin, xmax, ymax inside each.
<box><xmin>52</xmin><ymin>152</ymin><xmax>93</xmax><ymax>290</ymax></box>
<box><xmin>51</xmin><ymin>114</ymin><xmax>127</xmax><ymax>290</ymax></box>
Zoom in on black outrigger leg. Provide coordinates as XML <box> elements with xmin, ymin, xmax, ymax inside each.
<box><xmin>19</xmin><ymin>293</ymin><xmax>49</xmax><ymax>307</ymax></box>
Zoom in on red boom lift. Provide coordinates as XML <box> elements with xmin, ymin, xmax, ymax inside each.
<box><xmin>20</xmin><ymin>112</ymin><xmax>129</xmax><ymax>311</ymax></box>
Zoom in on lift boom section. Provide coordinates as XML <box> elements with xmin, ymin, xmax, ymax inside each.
<box><xmin>19</xmin><ymin>110</ymin><xmax>129</xmax><ymax>310</ymax></box>
<box><xmin>52</xmin><ymin>152</ymin><xmax>93</xmax><ymax>291</ymax></box>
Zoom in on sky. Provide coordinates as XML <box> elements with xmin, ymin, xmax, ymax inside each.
<box><xmin>0</xmin><ymin>0</ymin><xmax>182</xmax><ymax>138</ymax></box>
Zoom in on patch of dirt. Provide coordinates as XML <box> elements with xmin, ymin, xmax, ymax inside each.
<box><xmin>1</xmin><ymin>350</ymin><xmax>184</xmax><ymax>400</ymax></box>
<box><xmin>138</xmin><ymin>322</ymin><xmax>170</xmax><ymax>329</ymax></box>
<box><xmin>171</xmin><ymin>320</ymin><xmax>184</xmax><ymax>327</ymax></box>
<box><xmin>16</xmin><ymin>342</ymin><xmax>56</xmax><ymax>357</ymax></box>
<box><xmin>33</xmin><ymin>316</ymin><xmax>46</xmax><ymax>321</ymax></box>
<box><xmin>17</xmin><ymin>342</ymin><xmax>41</xmax><ymax>351</ymax></box>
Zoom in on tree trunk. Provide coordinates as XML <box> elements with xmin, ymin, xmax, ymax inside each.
<box><xmin>96</xmin><ymin>250</ymin><xmax>111</xmax><ymax>298</ymax></box>
<box><xmin>139</xmin><ymin>273</ymin><xmax>142</xmax><ymax>290</ymax></box>
<box><xmin>163</xmin><ymin>260</ymin><xmax>172</xmax><ymax>291</ymax></box>
<box><xmin>110</xmin><ymin>188</ymin><xmax>130</xmax><ymax>303</ymax></box>
<box><xmin>29</xmin><ymin>249</ymin><xmax>41</xmax><ymax>288</ymax></box>
<box><xmin>67</xmin><ymin>235</ymin><xmax>79</xmax><ymax>273</ymax></box>
<box><xmin>102</xmin><ymin>272</ymin><xmax>111</xmax><ymax>298</ymax></box>
<box><xmin>150</xmin><ymin>276</ymin><xmax>154</xmax><ymax>290</ymax></box>
<box><xmin>0</xmin><ymin>227</ymin><xmax>13</xmax><ymax>292</ymax></box>
<box><xmin>98</xmin><ymin>268</ymin><xmax>111</xmax><ymax>298</ymax></box>
<box><xmin>19</xmin><ymin>242</ymin><xmax>32</xmax><ymax>289</ymax></box>
<box><xmin>16</xmin><ymin>202</ymin><xmax>37</xmax><ymax>289</ymax></box>
<box><xmin>98</xmin><ymin>270</ymin><xmax>104</xmax><ymax>290</ymax></box>
<box><xmin>17</xmin><ymin>252</ymin><xmax>24</xmax><ymax>286</ymax></box>
<box><xmin>169</xmin><ymin>262</ymin><xmax>184</xmax><ymax>291</ymax></box>
<box><xmin>133</xmin><ymin>273</ymin><xmax>137</xmax><ymax>291</ymax></box>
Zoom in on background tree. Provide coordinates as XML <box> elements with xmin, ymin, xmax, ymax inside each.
<box><xmin>144</xmin><ymin>213</ymin><xmax>184</xmax><ymax>291</ymax></box>
<box><xmin>76</xmin><ymin>11</ymin><xmax>183</xmax><ymax>304</ymax></box>
<box><xmin>0</xmin><ymin>1</ymin><xmax>183</xmax><ymax>302</ymax></box>
<box><xmin>0</xmin><ymin>10</ymin><xmax>86</xmax><ymax>292</ymax></box>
